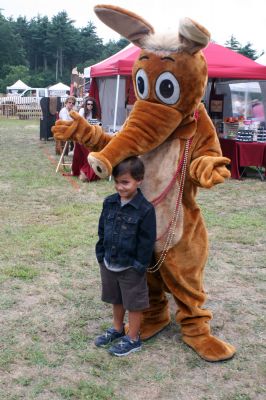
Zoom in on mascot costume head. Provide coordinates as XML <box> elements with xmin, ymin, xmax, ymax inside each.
<box><xmin>53</xmin><ymin>4</ymin><xmax>236</xmax><ymax>361</ymax></box>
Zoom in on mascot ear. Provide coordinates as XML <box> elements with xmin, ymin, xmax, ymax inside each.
<box><xmin>178</xmin><ymin>18</ymin><xmax>210</xmax><ymax>54</ymax></box>
<box><xmin>94</xmin><ymin>4</ymin><xmax>154</xmax><ymax>47</ymax></box>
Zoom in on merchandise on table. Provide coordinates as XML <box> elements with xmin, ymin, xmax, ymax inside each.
<box><xmin>257</xmin><ymin>129</ymin><xmax>266</xmax><ymax>142</ymax></box>
<box><xmin>236</xmin><ymin>130</ymin><xmax>254</xmax><ymax>142</ymax></box>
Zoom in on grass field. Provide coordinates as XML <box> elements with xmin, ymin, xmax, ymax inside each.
<box><xmin>0</xmin><ymin>118</ymin><xmax>265</xmax><ymax>400</ymax></box>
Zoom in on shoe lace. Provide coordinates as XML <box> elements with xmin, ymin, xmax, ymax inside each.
<box><xmin>105</xmin><ymin>329</ymin><xmax>114</xmax><ymax>338</ymax></box>
<box><xmin>116</xmin><ymin>337</ymin><xmax>132</xmax><ymax>348</ymax></box>
<box><xmin>117</xmin><ymin>340</ymin><xmax>126</xmax><ymax>348</ymax></box>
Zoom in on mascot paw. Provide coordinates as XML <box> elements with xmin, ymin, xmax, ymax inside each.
<box><xmin>125</xmin><ymin>320</ymin><xmax>171</xmax><ymax>341</ymax></box>
<box><xmin>140</xmin><ymin>322</ymin><xmax>171</xmax><ymax>340</ymax></box>
<box><xmin>87</xmin><ymin>153</ymin><xmax>112</xmax><ymax>178</ymax></box>
<box><xmin>182</xmin><ymin>334</ymin><xmax>236</xmax><ymax>362</ymax></box>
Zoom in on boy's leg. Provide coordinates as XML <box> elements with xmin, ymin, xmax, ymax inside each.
<box><xmin>109</xmin><ymin>310</ymin><xmax>142</xmax><ymax>357</ymax></box>
<box><xmin>108</xmin><ymin>269</ymin><xmax>147</xmax><ymax>356</ymax></box>
<box><xmin>94</xmin><ymin>304</ymin><xmax>125</xmax><ymax>347</ymax></box>
<box><xmin>113</xmin><ymin>304</ymin><xmax>125</xmax><ymax>332</ymax></box>
<box><xmin>95</xmin><ymin>266</ymin><xmax>126</xmax><ymax>347</ymax></box>
<box><xmin>128</xmin><ymin>310</ymin><xmax>142</xmax><ymax>340</ymax></box>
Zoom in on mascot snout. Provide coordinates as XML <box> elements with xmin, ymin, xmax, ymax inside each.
<box><xmin>88</xmin><ymin>100</ymin><xmax>183</xmax><ymax>178</ymax></box>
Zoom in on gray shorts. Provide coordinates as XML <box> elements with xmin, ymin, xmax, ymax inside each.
<box><xmin>100</xmin><ymin>264</ymin><xmax>149</xmax><ymax>311</ymax></box>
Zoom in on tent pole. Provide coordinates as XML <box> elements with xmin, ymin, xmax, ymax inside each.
<box><xmin>113</xmin><ymin>74</ymin><xmax>120</xmax><ymax>132</ymax></box>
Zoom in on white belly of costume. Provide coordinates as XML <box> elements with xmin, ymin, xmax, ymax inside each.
<box><xmin>140</xmin><ymin>139</ymin><xmax>184</xmax><ymax>252</ymax></box>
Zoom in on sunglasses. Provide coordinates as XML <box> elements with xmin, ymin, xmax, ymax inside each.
<box><xmin>87</xmin><ymin>103</ymin><xmax>93</xmax><ymax>106</ymax></box>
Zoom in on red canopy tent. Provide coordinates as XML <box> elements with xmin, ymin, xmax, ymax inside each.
<box><xmin>89</xmin><ymin>45</ymin><xmax>139</xmax><ymax>78</ymax></box>
<box><xmin>88</xmin><ymin>43</ymin><xmax>266</xmax><ymax>128</ymax></box>
<box><xmin>90</xmin><ymin>43</ymin><xmax>266</xmax><ymax>80</ymax></box>
<box><xmin>204</xmin><ymin>43</ymin><xmax>266</xmax><ymax>79</ymax></box>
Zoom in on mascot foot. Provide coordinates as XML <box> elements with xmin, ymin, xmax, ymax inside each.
<box><xmin>125</xmin><ymin>320</ymin><xmax>171</xmax><ymax>341</ymax></box>
<box><xmin>87</xmin><ymin>153</ymin><xmax>112</xmax><ymax>179</ymax></box>
<box><xmin>182</xmin><ymin>334</ymin><xmax>236</xmax><ymax>362</ymax></box>
<box><xmin>140</xmin><ymin>320</ymin><xmax>171</xmax><ymax>341</ymax></box>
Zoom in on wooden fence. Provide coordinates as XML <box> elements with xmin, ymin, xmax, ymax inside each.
<box><xmin>0</xmin><ymin>96</ymin><xmax>83</xmax><ymax>120</ymax></box>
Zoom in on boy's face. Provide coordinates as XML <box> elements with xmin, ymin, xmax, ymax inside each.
<box><xmin>114</xmin><ymin>173</ymin><xmax>141</xmax><ymax>201</ymax></box>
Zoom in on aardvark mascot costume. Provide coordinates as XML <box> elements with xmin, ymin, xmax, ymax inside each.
<box><xmin>52</xmin><ymin>4</ymin><xmax>236</xmax><ymax>361</ymax></box>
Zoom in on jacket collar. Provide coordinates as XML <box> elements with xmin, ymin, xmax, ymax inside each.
<box><xmin>108</xmin><ymin>188</ymin><xmax>144</xmax><ymax>209</ymax></box>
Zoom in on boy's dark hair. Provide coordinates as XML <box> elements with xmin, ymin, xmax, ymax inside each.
<box><xmin>112</xmin><ymin>156</ymin><xmax>144</xmax><ymax>181</ymax></box>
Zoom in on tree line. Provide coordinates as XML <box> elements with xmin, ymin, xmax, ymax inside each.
<box><xmin>225</xmin><ymin>35</ymin><xmax>263</xmax><ymax>60</ymax></box>
<box><xmin>0</xmin><ymin>10</ymin><xmax>263</xmax><ymax>94</ymax></box>
<box><xmin>0</xmin><ymin>10</ymin><xmax>128</xmax><ymax>93</ymax></box>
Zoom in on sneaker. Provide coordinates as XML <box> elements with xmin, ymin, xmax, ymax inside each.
<box><xmin>94</xmin><ymin>326</ymin><xmax>125</xmax><ymax>347</ymax></box>
<box><xmin>108</xmin><ymin>335</ymin><xmax>142</xmax><ymax>357</ymax></box>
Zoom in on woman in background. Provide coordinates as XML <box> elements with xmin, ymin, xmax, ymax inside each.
<box><xmin>72</xmin><ymin>97</ymin><xmax>101</xmax><ymax>182</ymax></box>
<box><xmin>59</xmin><ymin>95</ymin><xmax>76</xmax><ymax>120</ymax></box>
<box><xmin>78</xmin><ymin>96</ymin><xmax>100</xmax><ymax>123</ymax></box>
<box><xmin>56</xmin><ymin>96</ymin><xmax>76</xmax><ymax>155</ymax></box>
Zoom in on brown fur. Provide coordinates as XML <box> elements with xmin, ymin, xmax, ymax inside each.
<box><xmin>52</xmin><ymin>4</ymin><xmax>235</xmax><ymax>361</ymax></box>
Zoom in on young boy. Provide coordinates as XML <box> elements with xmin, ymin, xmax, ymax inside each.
<box><xmin>94</xmin><ymin>156</ymin><xmax>156</xmax><ymax>357</ymax></box>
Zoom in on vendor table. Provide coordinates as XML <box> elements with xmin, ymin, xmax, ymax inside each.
<box><xmin>219</xmin><ymin>138</ymin><xmax>266</xmax><ymax>180</ymax></box>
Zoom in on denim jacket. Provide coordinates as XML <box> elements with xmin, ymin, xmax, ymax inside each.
<box><xmin>96</xmin><ymin>189</ymin><xmax>156</xmax><ymax>275</ymax></box>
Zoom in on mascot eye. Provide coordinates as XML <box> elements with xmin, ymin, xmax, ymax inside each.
<box><xmin>135</xmin><ymin>69</ymin><xmax>149</xmax><ymax>99</ymax></box>
<box><xmin>155</xmin><ymin>72</ymin><xmax>180</xmax><ymax>105</ymax></box>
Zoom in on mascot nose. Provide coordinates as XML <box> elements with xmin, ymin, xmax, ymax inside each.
<box><xmin>89</xmin><ymin>100</ymin><xmax>184</xmax><ymax>177</ymax></box>
<box><xmin>115</xmin><ymin>100</ymin><xmax>182</xmax><ymax>151</ymax></box>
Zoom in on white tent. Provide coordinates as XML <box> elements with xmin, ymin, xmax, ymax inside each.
<box><xmin>48</xmin><ymin>82</ymin><xmax>70</xmax><ymax>91</ymax></box>
<box><xmin>256</xmin><ymin>54</ymin><xmax>266</xmax><ymax>66</ymax></box>
<box><xmin>6</xmin><ymin>79</ymin><xmax>30</xmax><ymax>94</ymax></box>
<box><xmin>48</xmin><ymin>82</ymin><xmax>70</xmax><ymax>96</ymax></box>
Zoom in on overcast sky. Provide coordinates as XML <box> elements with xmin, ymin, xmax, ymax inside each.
<box><xmin>1</xmin><ymin>0</ymin><xmax>266</xmax><ymax>54</ymax></box>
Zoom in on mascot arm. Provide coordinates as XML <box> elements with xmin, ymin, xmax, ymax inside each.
<box><xmin>189</xmin><ymin>104</ymin><xmax>231</xmax><ymax>188</ymax></box>
<box><xmin>51</xmin><ymin>111</ymin><xmax>112</xmax><ymax>151</ymax></box>
<box><xmin>190</xmin><ymin>156</ymin><xmax>231</xmax><ymax>188</ymax></box>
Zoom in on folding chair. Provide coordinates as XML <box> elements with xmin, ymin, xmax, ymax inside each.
<box><xmin>240</xmin><ymin>166</ymin><xmax>265</xmax><ymax>181</ymax></box>
<box><xmin>55</xmin><ymin>141</ymin><xmax>72</xmax><ymax>173</ymax></box>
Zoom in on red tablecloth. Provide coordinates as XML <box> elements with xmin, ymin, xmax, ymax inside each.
<box><xmin>219</xmin><ymin>138</ymin><xmax>266</xmax><ymax>179</ymax></box>
<box><xmin>72</xmin><ymin>143</ymin><xmax>100</xmax><ymax>181</ymax></box>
